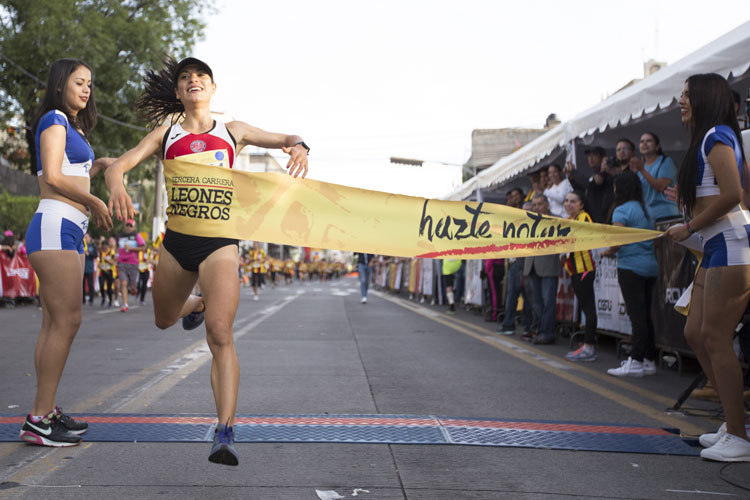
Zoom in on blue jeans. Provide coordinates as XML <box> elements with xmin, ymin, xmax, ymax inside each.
<box><xmin>358</xmin><ymin>264</ymin><xmax>371</xmax><ymax>298</ymax></box>
<box><xmin>528</xmin><ymin>272</ymin><xmax>558</xmax><ymax>338</ymax></box>
<box><xmin>502</xmin><ymin>260</ymin><xmax>522</xmax><ymax>329</ymax></box>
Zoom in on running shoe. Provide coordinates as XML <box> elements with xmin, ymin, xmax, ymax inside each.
<box><xmin>19</xmin><ymin>412</ymin><xmax>81</xmax><ymax>447</ymax></box>
<box><xmin>182</xmin><ymin>307</ymin><xmax>205</xmax><ymax>331</ymax></box>
<box><xmin>54</xmin><ymin>406</ymin><xmax>88</xmax><ymax>435</ymax></box>
<box><xmin>607</xmin><ymin>357</ymin><xmax>644</xmax><ymax>377</ymax></box>
<box><xmin>700</xmin><ymin>433</ymin><xmax>750</xmax><ymax>462</ymax></box>
<box><xmin>208</xmin><ymin>423</ymin><xmax>239</xmax><ymax>466</ymax></box>
<box><xmin>699</xmin><ymin>422</ymin><xmax>727</xmax><ymax>448</ymax></box>
<box><xmin>643</xmin><ymin>358</ymin><xmax>657</xmax><ymax>375</ymax></box>
<box><xmin>565</xmin><ymin>346</ymin><xmax>597</xmax><ymax>362</ymax></box>
<box><xmin>120</xmin><ymin>304</ymin><xmax>129</xmax><ymax>312</ymax></box>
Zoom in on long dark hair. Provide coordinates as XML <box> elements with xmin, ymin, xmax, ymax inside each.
<box><xmin>642</xmin><ymin>131</ymin><xmax>663</xmax><ymax>156</ymax></box>
<box><xmin>32</xmin><ymin>58</ymin><xmax>97</xmax><ymax>136</ymax></box>
<box><xmin>610</xmin><ymin>170</ymin><xmax>650</xmax><ymax>226</ymax></box>
<box><xmin>677</xmin><ymin>73</ymin><xmax>746</xmax><ymax>215</ymax></box>
<box><xmin>135</xmin><ymin>57</ymin><xmax>184</xmax><ymax>127</ymax></box>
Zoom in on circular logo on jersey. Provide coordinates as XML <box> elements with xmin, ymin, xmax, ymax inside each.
<box><xmin>190</xmin><ymin>140</ymin><xmax>207</xmax><ymax>153</ymax></box>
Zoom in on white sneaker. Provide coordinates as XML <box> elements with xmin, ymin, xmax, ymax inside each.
<box><xmin>113</xmin><ymin>300</ymin><xmax>120</xmax><ymax>307</ymax></box>
<box><xmin>700</xmin><ymin>432</ymin><xmax>750</xmax><ymax>462</ymax></box>
<box><xmin>643</xmin><ymin>358</ymin><xmax>656</xmax><ymax>375</ymax></box>
<box><xmin>699</xmin><ymin>422</ymin><xmax>727</xmax><ymax>448</ymax></box>
<box><xmin>361</xmin><ymin>297</ymin><xmax>367</xmax><ymax>304</ymax></box>
<box><xmin>607</xmin><ymin>357</ymin><xmax>644</xmax><ymax>377</ymax></box>
<box><xmin>253</xmin><ymin>295</ymin><xmax>259</xmax><ymax>301</ymax></box>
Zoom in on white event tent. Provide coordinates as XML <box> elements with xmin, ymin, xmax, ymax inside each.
<box><xmin>448</xmin><ymin>21</ymin><xmax>750</xmax><ymax>201</ymax></box>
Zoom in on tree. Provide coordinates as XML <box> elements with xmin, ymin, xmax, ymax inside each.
<box><xmin>0</xmin><ymin>0</ymin><xmax>211</xmax><ymax>175</ymax></box>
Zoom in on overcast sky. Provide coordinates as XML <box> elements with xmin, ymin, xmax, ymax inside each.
<box><xmin>192</xmin><ymin>1</ymin><xmax>749</xmax><ymax>197</ymax></box>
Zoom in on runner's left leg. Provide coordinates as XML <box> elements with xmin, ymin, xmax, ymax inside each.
<box><xmin>198</xmin><ymin>245</ymin><xmax>240</xmax><ymax>426</ymax></box>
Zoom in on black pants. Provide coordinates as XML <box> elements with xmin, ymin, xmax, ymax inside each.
<box><xmin>99</xmin><ymin>270</ymin><xmax>114</xmax><ymax>304</ymax></box>
<box><xmin>138</xmin><ymin>270</ymin><xmax>149</xmax><ymax>302</ymax></box>
<box><xmin>617</xmin><ymin>268</ymin><xmax>656</xmax><ymax>362</ymax></box>
<box><xmin>82</xmin><ymin>272</ymin><xmax>95</xmax><ymax>304</ymax></box>
<box><xmin>571</xmin><ymin>272</ymin><xmax>597</xmax><ymax>345</ymax></box>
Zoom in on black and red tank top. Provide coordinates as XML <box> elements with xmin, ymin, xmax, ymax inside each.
<box><xmin>162</xmin><ymin>121</ymin><xmax>237</xmax><ymax>168</ymax></box>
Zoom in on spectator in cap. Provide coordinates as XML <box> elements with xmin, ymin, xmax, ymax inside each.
<box><xmin>565</xmin><ymin>145</ymin><xmax>617</xmax><ymax>223</ymax></box>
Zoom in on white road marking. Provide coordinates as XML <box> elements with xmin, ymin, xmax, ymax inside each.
<box><xmin>665</xmin><ymin>490</ymin><xmax>737</xmax><ymax>497</ymax></box>
<box><xmin>316</xmin><ymin>490</ymin><xmax>345</xmax><ymax>500</ymax></box>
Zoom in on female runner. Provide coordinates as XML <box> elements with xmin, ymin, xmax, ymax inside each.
<box><xmin>20</xmin><ymin>59</ymin><xmax>112</xmax><ymax>447</ymax></box>
<box><xmin>665</xmin><ymin>73</ymin><xmax>750</xmax><ymax>462</ymax></box>
<box><xmin>105</xmin><ymin>57</ymin><xmax>308</xmax><ymax>465</ymax></box>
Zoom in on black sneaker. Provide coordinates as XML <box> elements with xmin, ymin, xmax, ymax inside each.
<box><xmin>55</xmin><ymin>406</ymin><xmax>88</xmax><ymax>435</ymax></box>
<box><xmin>182</xmin><ymin>295</ymin><xmax>205</xmax><ymax>331</ymax></box>
<box><xmin>208</xmin><ymin>423</ymin><xmax>239</xmax><ymax>466</ymax></box>
<box><xmin>182</xmin><ymin>308</ymin><xmax>205</xmax><ymax>330</ymax></box>
<box><xmin>19</xmin><ymin>412</ymin><xmax>81</xmax><ymax>447</ymax></box>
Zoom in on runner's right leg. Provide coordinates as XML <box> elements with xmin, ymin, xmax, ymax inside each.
<box><xmin>151</xmin><ymin>246</ymin><xmax>202</xmax><ymax>329</ymax></box>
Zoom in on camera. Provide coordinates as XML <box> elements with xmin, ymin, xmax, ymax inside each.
<box><xmin>606</xmin><ymin>156</ymin><xmax>620</xmax><ymax>167</ymax></box>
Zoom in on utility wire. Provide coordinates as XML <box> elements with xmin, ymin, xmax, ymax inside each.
<box><xmin>0</xmin><ymin>51</ymin><xmax>148</xmax><ymax>132</ymax></box>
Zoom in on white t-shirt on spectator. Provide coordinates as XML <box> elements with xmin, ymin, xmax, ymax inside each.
<box><xmin>544</xmin><ymin>178</ymin><xmax>573</xmax><ymax>218</ymax></box>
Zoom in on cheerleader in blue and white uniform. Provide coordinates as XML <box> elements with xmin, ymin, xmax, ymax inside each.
<box><xmin>19</xmin><ymin>59</ymin><xmax>112</xmax><ymax>448</ymax></box>
<box><xmin>665</xmin><ymin>73</ymin><xmax>750</xmax><ymax>462</ymax></box>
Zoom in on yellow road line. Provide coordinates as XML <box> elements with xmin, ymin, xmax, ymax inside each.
<box><xmin>439</xmin><ymin>311</ymin><xmax>679</xmax><ymax>408</ymax></box>
<box><xmin>374</xmin><ymin>291</ymin><xmax>709</xmax><ymax>437</ymax></box>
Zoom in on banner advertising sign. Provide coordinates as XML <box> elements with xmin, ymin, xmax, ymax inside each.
<box><xmin>593</xmin><ymin>254</ymin><xmax>632</xmax><ymax>335</ymax></box>
<box><xmin>0</xmin><ymin>252</ymin><xmax>37</xmax><ymax>298</ymax></box>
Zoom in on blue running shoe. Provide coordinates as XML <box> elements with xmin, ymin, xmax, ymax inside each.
<box><xmin>208</xmin><ymin>422</ymin><xmax>238</xmax><ymax>466</ymax></box>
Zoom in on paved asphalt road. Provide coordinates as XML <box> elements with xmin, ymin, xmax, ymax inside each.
<box><xmin>0</xmin><ymin>277</ymin><xmax>748</xmax><ymax>499</ymax></box>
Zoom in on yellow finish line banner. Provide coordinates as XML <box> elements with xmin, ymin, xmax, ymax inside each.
<box><xmin>164</xmin><ymin>159</ymin><xmax>661</xmax><ymax>259</ymax></box>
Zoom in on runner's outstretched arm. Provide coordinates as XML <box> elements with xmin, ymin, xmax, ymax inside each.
<box><xmin>228</xmin><ymin>121</ymin><xmax>308</xmax><ymax>178</ymax></box>
<box><xmin>105</xmin><ymin>125</ymin><xmax>168</xmax><ymax>221</ymax></box>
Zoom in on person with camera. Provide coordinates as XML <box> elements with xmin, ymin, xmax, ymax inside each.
<box><xmin>565</xmin><ymin>146</ymin><xmax>610</xmax><ymax>223</ymax></box>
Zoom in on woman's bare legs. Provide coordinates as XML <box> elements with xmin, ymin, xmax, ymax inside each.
<box><xmin>685</xmin><ymin>266</ymin><xmax>750</xmax><ymax>440</ymax></box>
<box><xmin>28</xmin><ymin>251</ymin><xmax>85</xmax><ymax>416</ymax></box>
